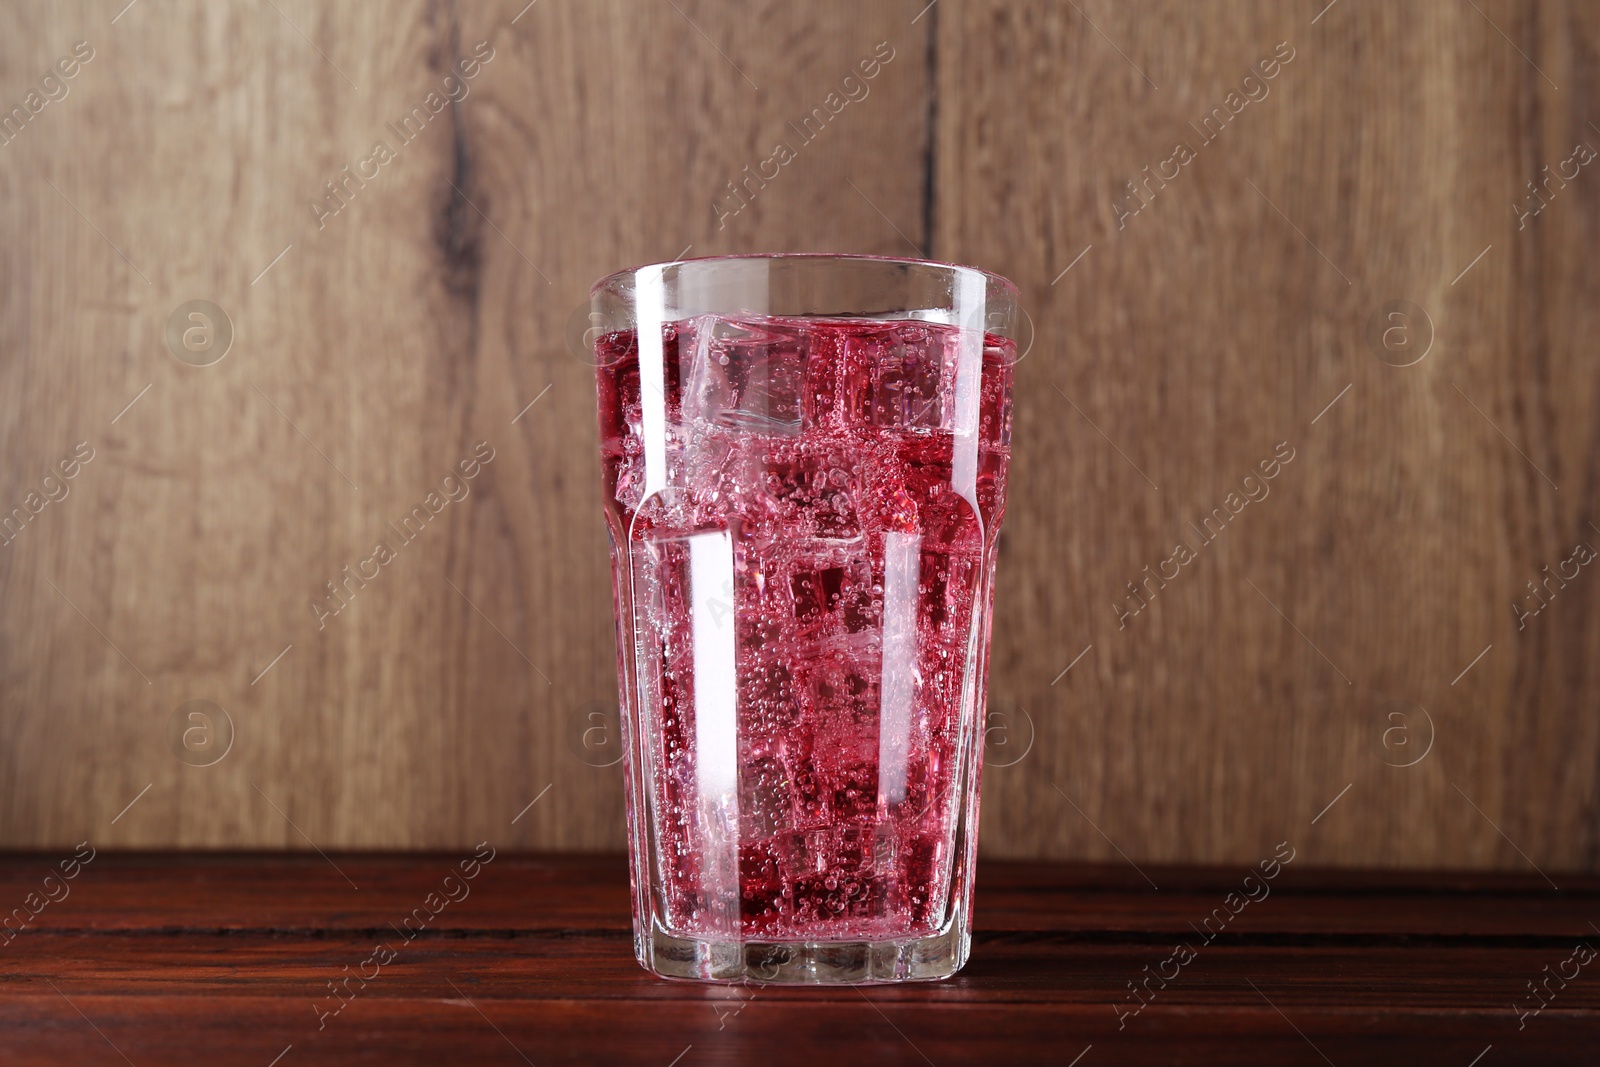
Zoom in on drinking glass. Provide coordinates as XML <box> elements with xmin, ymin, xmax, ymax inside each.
<box><xmin>590</xmin><ymin>254</ymin><xmax>1018</xmax><ymax>982</ymax></box>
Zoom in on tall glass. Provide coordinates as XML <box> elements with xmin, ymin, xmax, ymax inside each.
<box><xmin>590</xmin><ymin>254</ymin><xmax>1018</xmax><ymax>983</ymax></box>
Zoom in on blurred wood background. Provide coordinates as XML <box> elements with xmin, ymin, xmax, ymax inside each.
<box><xmin>1</xmin><ymin>0</ymin><xmax>1596</xmax><ymax>870</ymax></box>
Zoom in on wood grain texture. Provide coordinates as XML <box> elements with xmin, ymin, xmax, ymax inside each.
<box><xmin>0</xmin><ymin>0</ymin><xmax>932</xmax><ymax>851</ymax></box>
<box><xmin>939</xmin><ymin>0</ymin><xmax>1600</xmax><ymax>868</ymax></box>
<box><xmin>1</xmin><ymin>853</ymin><xmax>1598</xmax><ymax>1066</ymax></box>
<box><xmin>1</xmin><ymin>1</ymin><xmax>1598</xmax><ymax>868</ymax></box>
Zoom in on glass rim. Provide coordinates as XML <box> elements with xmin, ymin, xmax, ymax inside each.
<box><xmin>589</xmin><ymin>251</ymin><xmax>1019</xmax><ymax>302</ymax></box>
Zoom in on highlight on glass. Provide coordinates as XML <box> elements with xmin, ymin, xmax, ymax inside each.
<box><xmin>591</xmin><ymin>254</ymin><xmax>1019</xmax><ymax>983</ymax></box>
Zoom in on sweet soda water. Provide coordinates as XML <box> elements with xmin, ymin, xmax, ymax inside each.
<box><xmin>597</xmin><ymin>314</ymin><xmax>1012</xmax><ymax>943</ymax></box>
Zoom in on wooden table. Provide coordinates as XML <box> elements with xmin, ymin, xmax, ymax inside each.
<box><xmin>1</xmin><ymin>853</ymin><xmax>1595</xmax><ymax>1065</ymax></box>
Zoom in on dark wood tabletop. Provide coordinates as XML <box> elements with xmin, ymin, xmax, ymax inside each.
<box><xmin>1</xmin><ymin>852</ymin><xmax>1595</xmax><ymax>1065</ymax></box>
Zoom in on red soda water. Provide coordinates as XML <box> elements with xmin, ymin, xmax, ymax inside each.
<box><xmin>597</xmin><ymin>315</ymin><xmax>1012</xmax><ymax>942</ymax></box>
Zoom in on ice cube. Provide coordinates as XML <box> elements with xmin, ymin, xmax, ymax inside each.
<box><xmin>899</xmin><ymin>745</ymin><xmax>949</xmax><ymax>825</ymax></box>
<box><xmin>896</xmin><ymin>832</ymin><xmax>947</xmax><ymax>926</ymax></box>
<box><xmin>789</xmin><ymin>828</ymin><xmax>885</xmax><ymax>923</ymax></box>
<box><xmin>783</xmin><ymin>754</ymin><xmax>833</xmax><ymax>831</ymax></box>
<box><xmin>831</xmin><ymin>762</ymin><xmax>879</xmax><ymax>821</ymax></box>
<box><xmin>917</xmin><ymin>546</ymin><xmax>980</xmax><ymax>635</ymax></box>
<box><xmin>855</xmin><ymin>443</ymin><xmax>919</xmax><ymax>534</ymax></box>
<box><xmin>681</xmin><ymin>432</ymin><xmax>737</xmax><ymax>508</ymax></box>
<box><xmin>773</xmin><ymin>827</ymin><xmax>832</xmax><ymax>876</ymax></box>
<box><xmin>801</xmin><ymin>653</ymin><xmax>880</xmax><ymax>734</ymax></box>
<box><xmin>787</xmin><ymin>871</ymin><xmax>833</xmax><ymax>920</ymax></box>
<box><xmin>737</xmin><ymin>659</ymin><xmax>799</xmax><ymax>732</ymax></box>
<box><xmin>838</xmin><ymin>584</ymin><xmax>880</xmax><ymax>634</ymax></box>
<box><xmin>784</xmin><ymin>550</ymin><xmax>872</xmax><ymax>636</ymax></box>
<box><xmin>611</xmin><ymin>442</ymin><xmax>646</xmax><ymax>512</ymax></box>
<box><xmin>979</xmin><ymin>342</ymin><xmax>1014</xmax><ymax>448</ymax></box>
<box><xmin>814</xmin><ymin>487</ymin><xmax>859</xmax><ymax>539</ymax></box>
<box><xmin>738</xmin><ymin>843</ymin><xmax>786</xmax><ymax>929</ymax></box>
<box><xmin>759</xmin><ymin>451</ymin><xmax>861</xmax><ymax>538</ymax></box>
<box><xmin>738</xmin><ymin>755</ymin><xmax>792</xmax><ymax>839</ymax></box>
<box><xmin>790</xmin><ymin>565</ymin><xmax>846</xmax><ymax>622</ymax></box>
<box><xmin>685</xmin><ymin>316</ymin><xmax>812</xmax><ymax>436</ymax></box>
<box><xmin>843</xmin><ymin>322</ymin><xmax>956</xmax><ymax>432</ymax></box>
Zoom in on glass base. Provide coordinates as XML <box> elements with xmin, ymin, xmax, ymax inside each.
<box><xmin>636</xmin><ymin>904</ymin><xmax>971</xmax><ymax>984</ymax></box>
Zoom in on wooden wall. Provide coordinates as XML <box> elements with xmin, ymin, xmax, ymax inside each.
<box><xmin>2</xmin><ymin>0</ymin><xmax>1596</xmax><ymax>871</ymax></box>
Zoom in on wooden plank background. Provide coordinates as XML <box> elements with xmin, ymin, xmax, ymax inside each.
<box><xmin>0</xmin><ymin>0</ymin><xmax>1595</xmax><ymax>870</ymax></box>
